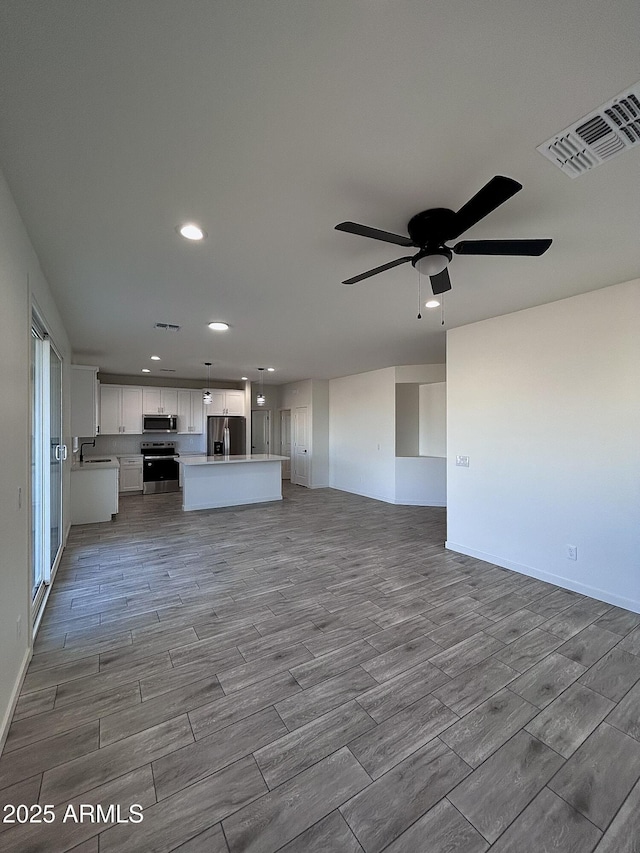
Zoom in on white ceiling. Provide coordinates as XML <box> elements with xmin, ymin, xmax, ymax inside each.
<box><xmin>0</xmin><ymin>1</ymin><xmax>638</xmax><ymax>385</ymax></box>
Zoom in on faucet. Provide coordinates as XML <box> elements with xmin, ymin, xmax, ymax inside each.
<box><xmin>80</xmin><ymin>440</ymin><xmax>96</xmax><ymax>462</ymax></box>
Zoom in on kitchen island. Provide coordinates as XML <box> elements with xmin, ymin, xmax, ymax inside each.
<box><xmin>178</xmin><ymin>454</ymin><xmax>289</xmax><ymax>511</ymax></box>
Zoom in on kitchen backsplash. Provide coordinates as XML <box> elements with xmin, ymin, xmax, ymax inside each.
<box><xmin>76</xmin><ymin>433</ymin><xmax>206</xmax><ymax>456</ymax></box>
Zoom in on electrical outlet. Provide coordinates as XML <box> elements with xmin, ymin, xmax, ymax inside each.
<box><xmin>456</xmin><ymin>455</ymin><xmax>470</xmax><ymax>467</ymax></box>
<box><xmin>567</xmin><ymin>545</ymin><xmax>578</xmax><ymax>561</ymax></box>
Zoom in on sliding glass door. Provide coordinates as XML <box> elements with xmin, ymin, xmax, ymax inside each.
<box><xmin>31</xmin><ymin>327</ymin><xmax>45</xmax><ymax>605</ymax></box>
<box><xmin>48</xmin><ymin>343</ymin><xmax>64</xmax><ymax>574</ymax></box>
<box><xmin>31</xmin><ymin>318</ymin><xmax>66</xmax><ymax>619</ymax></box>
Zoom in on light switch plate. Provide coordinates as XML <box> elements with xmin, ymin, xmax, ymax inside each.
<box><xmin>456</xmin><ymin>455</ymin><xmax>470</xmax><ymax>467</ymax></box>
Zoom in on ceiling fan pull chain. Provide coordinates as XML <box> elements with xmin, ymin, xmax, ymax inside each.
<box><xmin>441</xmin><ymin>294</ymin><xmax>445</xmax><ymax>327</ymax></box>
<box><xmin>417</xmin><ymin>270</ymin><xmax>422</xmax><ymax>319</ymax></box>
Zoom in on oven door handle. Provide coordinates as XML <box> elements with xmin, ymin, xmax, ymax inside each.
<box><xmin>143</xmin><ymin>456</ymin><xmax>180</xmax><ymax>461</ymax></box>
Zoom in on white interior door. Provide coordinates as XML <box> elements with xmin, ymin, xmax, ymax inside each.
<box><xmin>251</xmin><ymin>410</ymin><xmax>270</xmax><ymax>454</ymax></box>
<box><xmin>293</xmin><ymin>406</ymin><xmax>309</xmax><ymax>487</ymax></box>
<box><xmin>279</xmin><ymin>409</ymin><xmax>291</xmax><ymax>479</ymax></box>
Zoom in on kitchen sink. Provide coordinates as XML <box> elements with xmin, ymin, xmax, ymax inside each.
<box><xmin>83</xmin><ymin>458</ymin><xmax>112</xmax><ymax>463</ymax></box>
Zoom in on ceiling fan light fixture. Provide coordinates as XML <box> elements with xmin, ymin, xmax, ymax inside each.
<box><xmin>412</xmin><ymin>249</ymin><xmax>452</xmax><ymax>277</ymax></box>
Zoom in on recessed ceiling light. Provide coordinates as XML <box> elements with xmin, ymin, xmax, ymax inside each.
<box><xmin>425</xmin><ymin>300</ymin><xmax>440</xmax><ymax>308</ymax></box>
<box><xmin>177</xmin><ymin>223</ymin><xmax>205</xmax><ymax>241</ymax></box>
<box><xmin>141</xmin><ymin>368</ymin><xmax>151</xmax><ymax>373</ymax></box>
<box><xmin>207</xmin><ymin>322</ymin><xmax>229</xmax><ymax>331</ymax></box>
<box><xmin>267</xmin><ymin>367</ymin><xmax>275</xmax><ymax>372</ymax></box>
<box><xmin>150</xmin><ymin>355</ymin><xmax>161</xmax><ymax>361</ymax></box>
<box><xmin>241</xmin><ymin>376</ymin><xmax>248</xmax><ymax>381</ymax></box>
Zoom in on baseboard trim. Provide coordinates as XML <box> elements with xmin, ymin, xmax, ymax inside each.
<box><xmin>393</xmin><ymin>498</ymin><xmax>447</xmax><ymax>507</ymax></box>
<box><xmin>0</xmin><ymin>645</ymin><xmax>32</xmax><ymax>756</ymax></box>
<box><xmin>445</xmin><ymin>541</ymin><xmax>640</xmax><ymax>615</ymax></box>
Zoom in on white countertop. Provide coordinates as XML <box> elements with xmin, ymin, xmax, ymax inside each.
<box><xmin>71</xmin><ymin>456</ymin><xmax>120</xmax><ymax>472</ymax></box>
<box><xmin>179</xmin><ymin>453</ymin><xmax>289</xmax><ymax>467</ymax></box>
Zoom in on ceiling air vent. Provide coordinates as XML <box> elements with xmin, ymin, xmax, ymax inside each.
<box><xmin>153</xmin><ymin>322</ymin><xmax>181</xmax><ymax>331</ymax></box>
<box><xmin>537</xmin><ymin>80</ymin><xmax>640</xmax><ymax>177</ymax></box>
<box><xmin>160</xmin><ymin>368</ymin><xmax>176</xmax><ymax>373</ymax></box>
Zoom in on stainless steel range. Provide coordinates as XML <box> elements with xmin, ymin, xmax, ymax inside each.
<box><xmin>141</xmin><ymin>441</ymin><xmax>180</xmax><ymax>494</ymax></box>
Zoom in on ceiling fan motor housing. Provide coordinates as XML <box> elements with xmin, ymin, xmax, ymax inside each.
<box><xmin>407</xmin><ymin>208</ymin><xmax>456</xmax><ymax>248</ymax></box>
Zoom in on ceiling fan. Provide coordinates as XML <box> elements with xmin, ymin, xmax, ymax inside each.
<box><xmin>335</xmin><ymin>176</ymin><xmax>552</xmax><ymax>294</ymax></box>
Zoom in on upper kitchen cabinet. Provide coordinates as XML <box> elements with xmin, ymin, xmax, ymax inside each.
<box><xmin>142</xmin><ymin>387</ymin><xmax>178</xmax><ymax>415</ymax></box>
<box><xmin>224</xmin><ymin>390</ymin><xmax>245</xmax><ymax>416</ymax></box>
<box><xmin>70</xmin><ymin>365</ymin><xmax>99</xmax><ymax>437</ymax></box>
<box><xmin>177</xmin><ymin>390</ymin><xmax>204</xmax><ymax>434</ymax></box>
<box><xmin>207</xmin><ymin>389</ymin><xmax>245</xmax><ymax>416</ymax></box>
<box><xmin>100</xmin><ymin>385</ymin><xmax>143</xmax><ymax>434</ymax></box>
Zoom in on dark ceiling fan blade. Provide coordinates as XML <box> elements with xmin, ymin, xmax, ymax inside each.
<box><xmin>335</xmin><ymin>221</ymin><xmax>413</xmax><ymax>247</ymax></box>
<box><xmin>342</xmin><ymin>256</ymin><xmax>413</xmax><ymax>285</ymax></box>
<box><xmin>446</xmin><ymin>176</ymin><xmax>523</xmax><ymax>241</ymax></box>
<box><xmin>453</xmin><ymin>239</ymin><xmax>552</xmax><ymax>256</ymax></box>
<box><xmin>430</xmin><ymin>267</ymin><xmax>452</xmax><ymax>295</ymax></box>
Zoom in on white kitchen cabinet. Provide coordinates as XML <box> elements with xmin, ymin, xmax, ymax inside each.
<box><xmin>177</xmin><ymin>390</ymin><xmax>204</xmax><ymax>434</ymax></box>
<box><xmin>224</xmin><ymin>390</ymin><xmax>245</xmax><ymax>416</ymax></box>
<box><xmin>207</xmin><ymin>388</ymin><xmax>245</xmax><ymax>416</ymax></box>
<box><xmin>142</xmin><ymin>387</ymin><xmax>178</xmax><ymax>415</ymax></box>
<box><xmin>100</xmin><ymin>385</ymin><xmax>143</xmax><ymax>434</ymax></box>
<box><xmin>71</xmin><ymin>465</ymin><xmax>119</xmax><ymax>523</ymax></box>
<box><xmin>70</xmin><ymin>365</ymin><xmax>99</xmax><ymax>437</ymax></box>
<box><xmin>206</xmin><ymin>389</ymin><xmax>225</xmax><ymax>413</ymax></box>
<box><xmin>118</xmin><ymin>455</ymin><xmax>144</xmax><ymax>492</ymax></box>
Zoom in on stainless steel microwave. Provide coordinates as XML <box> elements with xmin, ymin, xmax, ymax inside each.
<box><xmin>142</xmin><ymin>414</ymin><xmax>178</xmax><ymax>433</ymax></box>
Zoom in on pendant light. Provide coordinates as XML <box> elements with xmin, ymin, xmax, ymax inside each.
<box><xmin>256</xmin><ymin>367</ymin><xmax>266</xmax><ymax>406</ymax></box>
<box><xmin>203</xmin><ymin>362</ymin><xmax>212</xmax><ymax>405</ymax></box>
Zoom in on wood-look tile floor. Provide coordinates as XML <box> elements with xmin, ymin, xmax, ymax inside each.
<box><xmin>2</xmin><ymin>483</ymin><xmax>640</xmax><ymax>852</ymax></box>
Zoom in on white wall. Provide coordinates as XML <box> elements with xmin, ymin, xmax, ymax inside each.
<box><xmin>396</xmin><ymin>384</ymin><xmax>419</xmax><ymax>456</ymax></box>
<box><xmin>396</xmin><ymin>364</ymin><xmax>446</xmax><ymax>384</ymax></box>
<box><xmin>329</xmin><ymin>367</ymin><xmax>397</xmax><ymax>502</ymax></box>
<box><xmin>447</xmin><ymin>279</ymin><xmax>640</xmax><ymax>612</ymax></box>
<box><xmin>419</xmin><ymin>381</ymin><xmax>447</xmax><ymax>457</ymax></box>
<box><xmin>311</xmin><ymin>380</ymin><xmax>330</xmax><ymax>487</ymax></box>
<box><xmin>330</xmin><ymin>364</ymin><xmax>447</xmax><ymax>505</ymax></box>
<box><xmin>0</xmin><ymin>170</ymin><xmax>71</xmax><ymax>746</ymax></box>
<box><xmin>395</xmin><ymin>457</ymin><xmax>447</xmax><ymax>506</ymax></box>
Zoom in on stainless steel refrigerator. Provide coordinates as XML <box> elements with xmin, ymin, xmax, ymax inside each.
<box><xmin>207</xmin><ymin>416</ymin><xmax>246</xmax><ymax>456</ymax></box>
